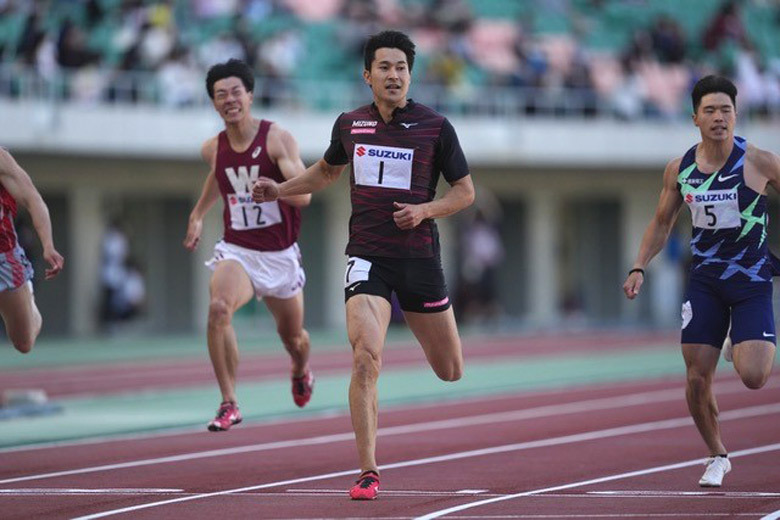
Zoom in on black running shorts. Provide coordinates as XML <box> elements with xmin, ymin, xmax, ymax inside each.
<box><xmin>343</xmin><ymin>255</ymin><xmax>451</xmax><ymax>313</ymax></box>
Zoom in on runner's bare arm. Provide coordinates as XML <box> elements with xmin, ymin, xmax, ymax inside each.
<box><xmin>623</xmin><ymin>157</ymin><xmax>684</xmax><ymax>299</ymax></box>
<box><xmin>184</xmin><ymin>138</ymin><xmax>220</xmax><ymax>251</ymax></box>
<box><xmin>252</xmin><ymin>158</ymin><xmax>346</xmax><ymax>202</ymax></box>
<box><xmin>266</xmin><ymin>124</ymin><xmax>311</xmax><ymax>208</ymax></box>
<box><xmin>393</xmin><ymin>174</ymin><xmax>475</xmax><ymax>230</ymax></box>
<box><xmin>0</xmin><ymin>148</ymin><xmax>64</xmax><ymax>279</ymax></box>
<box><xmin>751</xmin><ymin>146</ymin><xmax>780</xmax><ymax>194</ymax></box>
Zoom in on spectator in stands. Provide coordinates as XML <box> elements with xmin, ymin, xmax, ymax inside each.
<box><xmin>56</xmin><ymin>21</ymin><xmax>99</xmax><ymax>69</ymax></box>
<box><xmin>0</xmin><ymin>0</ymin><xmax>778</xmax><ymax>119</ymax></box>
<box><xmin>158</xmin><ymin>46</ymin><xmax>201</xmax><ymax>107</ymax></box>
<box><xmin>702</xmin><ymin>1</ymin><xmax>749</xmax><ymax>52</ymax></box>
<box><xmin>650</xmin><ymin>15</ymin><xmax>686</xmax><ymax>64</ymax></box>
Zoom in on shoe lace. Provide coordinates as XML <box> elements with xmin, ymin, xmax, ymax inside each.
<box><xmin>357</xmin><ymin>475</ymin><xmax>378</xmax><ymax>488</ymax></box>
<box><xmin>216</xmin><ymin>404</ymin><xmax>234</xmax><ymax>418</ymax></box>
<box><xmin>293</xmin><ymin>374</ymin><xmax>309</xmax><ymax>395</ymax></box>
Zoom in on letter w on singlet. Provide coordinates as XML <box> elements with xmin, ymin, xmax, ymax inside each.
<box><xmin>225</xmin><ymin>165</ymin><xmax>260</xmax><ymax>193</ymax></box>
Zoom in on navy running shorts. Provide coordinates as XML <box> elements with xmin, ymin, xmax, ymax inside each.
<box><xmin>343</xmin><ymin>255</ymin><xmax>451</xmax><ymax>313</ymax></box>
<box><xmin>681</xmin><ymin>273</ymin><xmax>775</xmax><ymax>347</ymax></box>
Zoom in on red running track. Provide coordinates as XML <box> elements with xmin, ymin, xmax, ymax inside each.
<box><xmin>1</xmin><ymin>373</ymin><xmax>779</xmax><ymax>519</ymax></box>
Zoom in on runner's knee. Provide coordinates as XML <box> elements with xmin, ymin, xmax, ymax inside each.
<box><xmin>433</xmin><ymin>359</ymin><xmax>462</xmax><ymax>382</ymax></box>
<box><xmin>686</xmin><ymin>370</ymin><xmax>711</xmax><ymax>396</ymax></box>
<box><xmin>208</xmin><ymin>298</ymin><xmax>233</xmax><ymax>328</ymax></box>
<box><xmin>10</xmin><ymin>332</ymin><xmax>35</xmax><ymax>354</ymax></box>
<box><xmin>280</xmin><ymin>328</ymin><xmax>308</xmax><ymax>353</ymax></box>
<box><xmin>739</xmin><ymin>367</ymin><xmax>770</xmax><ymax>390</ymax></box>
<box><xmin>352</xmin><ymin>344</ymin><xmax>381</xmax><ymax>381</ymax></box>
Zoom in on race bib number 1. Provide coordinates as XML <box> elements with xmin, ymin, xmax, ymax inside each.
<box><xmin>353</xmin><ymin>143</ymin><xmax>414</xmax><ymax>190</ymax></box>
<box><xmin>686</xmin><ymin>189</ymin><xmax>740</xmax><ymax>230</ymax></box>
<box><xmin>228</xmin><ymin>194</ymin><xmax>282</xmax><ymax>231</ymax></box>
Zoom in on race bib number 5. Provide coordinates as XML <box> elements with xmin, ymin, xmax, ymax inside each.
<box><xmin>353</xmin><ymin>143</ymin><xmax>414</xmax><ymax>190</ymax></box>
<box><xmin>228</xmin><ymin>194</ymin><xmax>282</xmax><ymax>231</ymax></box>
<box><xmin>685</xmin><ymin>189</ymin><xmax>740</xmax><ymax>230</ymax></box>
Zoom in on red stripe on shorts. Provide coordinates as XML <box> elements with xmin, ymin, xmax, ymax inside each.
<box><xmin>6</xmin><ymin>250</ymin><xmax>24</xmax><ymax>288</ymax></box>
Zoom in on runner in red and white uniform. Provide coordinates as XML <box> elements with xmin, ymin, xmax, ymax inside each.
<box><xmin>183</xmin><ymin>59</ymin><xmax>314</xmax><ymax>432</ymax></box>
<box><xmin>0</xmin><ymin>147</ymin><xmax>64</xmax><ymax>353</ymax></box>
<box><xmin>252</xmin><ymin>31</ymin><xmax>475</xmax><ymax>499</ymax></box>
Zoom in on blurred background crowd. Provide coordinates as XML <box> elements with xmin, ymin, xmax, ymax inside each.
<box><xmin>1</xmin><ymin>0</ymin><xmax>779</xmax><ymax>119</ymax></box>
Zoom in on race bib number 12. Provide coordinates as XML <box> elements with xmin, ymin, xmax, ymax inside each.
<box><xmin>228</xmin><ymin>194</ymin><xmax>282</xmax><ymax>231</ymax></box>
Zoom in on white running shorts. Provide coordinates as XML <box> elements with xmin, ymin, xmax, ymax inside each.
<box><xmin>206</xmin><ymin>240</ymin><xmax>305</xmax><ymax>300</ymax></box>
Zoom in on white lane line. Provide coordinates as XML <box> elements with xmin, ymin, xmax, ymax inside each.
<box><xmin>6</xmin><ymin>382</ymin><xmax>768</xmax><ymax>485</ymax></box>
<box><xmin>2</xmin><ymin>377</ymin><xmax>768</xmax><ymax>455</ymax></box>
<box><xmin>69</xmin><ymin>403</ymin><xmax>780</xmax><ymax>520</ymax></box>
<box><xmin>761</xmin><ymin>510</ymin><xmax>780</xmax><ymax>520</ymax></box>
<box><xmin>589</xmin><ymin>490</ymin><xmax>780</xmax><ymax>497</ymax></box>
<box><xmin>0</xmin><ymin>385</ymin><xmax>705</xmax><ymax>485</ymax></box>
<box><xmin>414</xmin><ymin>443</ymin><xmax>780</xmax><ymax>520</ymax></box>
<box><xmin>443</xmin><ymin>515</ymin><xmax>764</xmax><ymax>518</ymax></box>
<box><xmin>285</xmin><ymin>489</ymin><xmax>494</xmax><ymax>496</ymax></box>
<box><xmin>0</xmin><ymin>488</ymin><xmax>182</xmax><ymax>495</ymax></box>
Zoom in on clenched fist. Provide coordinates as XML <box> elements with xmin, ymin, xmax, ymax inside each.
<box><xmin>252</xmin><ymin>178</ymin><xmax>280</xmax><ymax>203</ymax></box>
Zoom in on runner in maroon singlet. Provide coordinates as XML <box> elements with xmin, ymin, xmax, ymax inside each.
<box><xmin>252</xmin><ymin>31</ymin><xmax>475</xmax><ymax>499</ymax></box>
<box><xmin>183</xmin><ymin>59</ymin><xmax>314</xmax><ymax>432</ymax></box>
<box><xmin>0</xmin><ymin>148</ymin><xmax>64</xmax><ymax>353</ymax></box>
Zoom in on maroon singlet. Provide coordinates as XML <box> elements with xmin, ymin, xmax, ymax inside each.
<box><xmin>214</xmin><ymin>120</ymin><xmax>301</xmax><ymax>251</ymax></box>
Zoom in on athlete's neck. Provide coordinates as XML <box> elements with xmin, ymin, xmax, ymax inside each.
<box><xmin>697</xmin><ymin>136</ymin><xmax>734</xmax><ymax>172</ymax></box>
<box><xmin>225</xmin><ymin>118</ymin><xmax>260</xmax><ymax>152</ymax></box>
<box><xmin>375</xmin><ymin>98</ymin><xmax>407</xmax><ymax>123</ymax></box>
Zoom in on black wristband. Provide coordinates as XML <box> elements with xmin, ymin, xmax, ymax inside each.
<box><xmin>628</xmin><ymin>268</ymin><xmax>645</xmax><ymax>276</ymax></box>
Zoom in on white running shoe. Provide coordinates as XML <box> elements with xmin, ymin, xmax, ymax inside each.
<box><xmin>699</xmin><ymin>456</ymin><xmax>731</xmax><ymax>487</ymax></box>
<box><xmin>722</xmin><ymin>335</ymin><xmax>733</xmax><ymax>363</ymax></box>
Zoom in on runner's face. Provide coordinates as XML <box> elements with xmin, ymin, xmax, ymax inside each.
<box><xmin>212</xmin><ymin>77</ymin><xmax>253</xmax><ymax>124</ymax></box>
<box><xmin>693</xmin><ymin>93</ymin><xmax>736</xmax><ymax>142</ymax></box>
<box><xmin>364</xmin><ymin>47</ymin><xmax>411</xmax><ymax>106</ymax></box>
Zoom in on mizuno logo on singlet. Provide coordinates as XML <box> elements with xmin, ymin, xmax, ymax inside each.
<box><xmin>400</xmin><ymin>122</ymin><xmax>418</xmax><ymax>128</ymax></box>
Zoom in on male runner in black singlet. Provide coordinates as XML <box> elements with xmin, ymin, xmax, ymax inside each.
<box><xmin>253</xmin><ymin>31</ymin><xmax>475</xmax><ymax>499</ymax></box>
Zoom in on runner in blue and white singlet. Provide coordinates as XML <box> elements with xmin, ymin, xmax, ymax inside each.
<box><xmin>677</xmin><ymin>135</ymin><xmax>775</xmax><ymax>349</ymax></box>
<box><xmin>678</xmin><ymin>136</ymin><xmax>772</xmax><ymax>282</ymax></box>
<box><xmin>624</xmin><ymin>75</ymin><xmax>779</xmax><ymax>488</ymax></box>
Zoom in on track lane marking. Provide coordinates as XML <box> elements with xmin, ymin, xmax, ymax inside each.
<box><xmin>68</xmin><ymin>403</ymin><xmax>780</xmax><ymax>519</ymax></box>
<box><xmin>2</xmin><ymin>382</ymin><xmax>768</xmax><ymax>485</ymax></box>
<box><xmin>3</xmin><ymin>378</ymin><xmax>772</xmax><ymax>455</ymax></box>
<box><xmin>415</xmin><ymin>443</ymin><xmax>780</xmax><ymax>520</ymax></box>
<box><xmin>0</xmin><ymin>488</ymin><xmax>182</xmax><ymax>495</ymax></box>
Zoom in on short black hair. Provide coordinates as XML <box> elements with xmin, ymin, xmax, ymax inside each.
<box><xmin>363</xmin><ymin>30</ymin><xmax>416</xmax><ymax>72</ymax></box>
<box><xmin>691</xmin><ymin>75</ymin><xmax>737</xmax><ymax>112</ymax></box>
<box><xmin>205</xmin><ymin>59</ymin><xmax>255</xmax><ymax>99</ymax></box>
